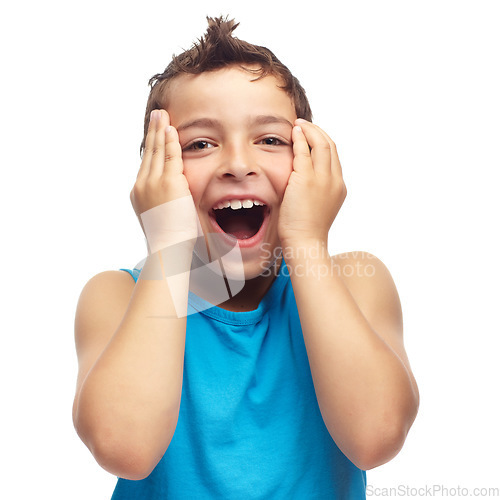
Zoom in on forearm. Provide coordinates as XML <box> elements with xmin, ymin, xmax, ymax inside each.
<box><xmin>284</xmin><ymin>240</ymin><xmax>418</xmax><ymax>469</ymax></box>
<box><xmin>75</xmin><ymin>250</ymin><xmax>190</xmax><ymax>477</ymax></box>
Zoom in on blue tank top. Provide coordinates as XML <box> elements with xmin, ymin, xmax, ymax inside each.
<box><xmin>111</xmin><ymin>262</ymin><xmax>366</xmax><ymax>499</ymax></box>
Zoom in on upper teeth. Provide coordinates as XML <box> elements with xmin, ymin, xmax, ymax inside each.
<box><xmin>213</xmin><ymin>199</ymin><xmax>265</xmax><ymax>210</ymax></box>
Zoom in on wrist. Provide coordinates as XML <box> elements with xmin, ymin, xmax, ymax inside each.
<box><xmin>140</xmin><ymin>195</ymin><xmax>200</xmax><ymax>255</ymax></box>
<box><xmin>140</xmin><ymin>238</ymin><xmax>196</xmax><ymax>281</ymax></box>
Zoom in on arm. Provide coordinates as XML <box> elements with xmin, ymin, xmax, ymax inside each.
<box><xmin>73</xmin><ymin>110</ymin><xmax>196</xmax><ymax>480</ymax></box>
<box><xmin>278</xmin><ymin>120</ymin><xmax>419</xmax><ymax>470</ymax></box>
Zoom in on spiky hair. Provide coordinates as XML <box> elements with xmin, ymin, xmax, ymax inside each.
<box><xmin>140</xmin><ymin>16</ymin><xmax>312</xmax><ymax>155</ymax></box>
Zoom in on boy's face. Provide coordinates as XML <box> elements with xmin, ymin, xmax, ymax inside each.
<box><xmin>166</xmin><ymin>66</ymin><xmax>297</xmax><ymax>280</ymax></box>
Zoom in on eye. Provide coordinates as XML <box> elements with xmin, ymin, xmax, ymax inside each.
<box><xmin>258</xmin><ymin>136</ymin><xmax>289</xmax><ymax>147</ymax></box>
<box><xmin>184</xmin><ymin>140</ymin><xmax>215</xmax><ymax>151</ymax></box>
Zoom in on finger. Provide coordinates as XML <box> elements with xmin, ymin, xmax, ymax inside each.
<box><xmin>312</xmin><ymin>126</ymin><xmax>346</xmax><ymax>200</ymax></box>
<box><xmin>295</xmin><ymin>119</ymin><xmax>332</xmax><ymax>177</ymax></box>
<box><xmin>314</xmin><ymin>125</ymin><xmax>343</xmax><ymax>180</ymax></box>
<box><xmin>163</xmin><ymin>124</ymin><xmax>184</xmax><ymax>176</ymax></box>
<box><xmin>148</xmin><ymin>109</ymin><xmax>170</xmax><ymax>178</ymax></box>
<box><xmin>137</xmin><ymin>110</ymin><xmax>159</xmax><ymax>181</ymax></box>
<box><xmin>291</xmin><ymin>125</ymin><xmax>313</xmax><ymax>175</ymax></box>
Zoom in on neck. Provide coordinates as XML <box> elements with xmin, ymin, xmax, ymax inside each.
<box><xmin>218</xmin><ymin>256</ymin><xmax>282</xmax><ymax>312</ymax></box>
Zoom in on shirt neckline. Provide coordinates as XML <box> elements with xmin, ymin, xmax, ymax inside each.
<box><xmin>187</xmin><ymin>260</ymin><xmax>289</xmax><ymax>325</ymax></box>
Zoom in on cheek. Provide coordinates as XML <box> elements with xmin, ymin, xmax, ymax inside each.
<box><xmin>182</xmin><ymin>164</ymin><xmax>206</xmax><ymax>204</ymax></box>
<box><xmin>265</xmin><ymin>156</ymin><xmax>293</xmax><ymax>197</ymax></box>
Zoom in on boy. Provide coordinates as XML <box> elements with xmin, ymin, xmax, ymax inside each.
<box><xmin>73</xmin><ymin>17</ymin><xmax>419</xmax><ymax>499</ymax></box>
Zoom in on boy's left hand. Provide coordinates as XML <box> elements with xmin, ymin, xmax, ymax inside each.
<box><xmin>278</xmin><ymin>119</ymin><xmax>347</xmax><ymax>247</ymax></box>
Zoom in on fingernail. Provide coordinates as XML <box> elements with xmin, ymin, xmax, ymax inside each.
<box><xmin>150</xmin><ymin>110</ymin><xmax>158</xmax><ymax>122</ymax></box>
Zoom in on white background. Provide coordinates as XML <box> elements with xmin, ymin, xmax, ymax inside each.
<box><xmin>1</xmin><ymin>1</ymin><xmax>499</xmax><ymax>498</ymax></box>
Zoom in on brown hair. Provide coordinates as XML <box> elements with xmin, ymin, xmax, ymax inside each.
<box><xmin>140</xmin><ymin>16</ymin><xmax>312</xmax><ymax>155</ymax></box>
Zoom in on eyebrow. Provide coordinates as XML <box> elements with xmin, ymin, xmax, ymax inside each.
<box><xmin>252</xmin><ymin>115</ymin><xmax>294</xmax><ymax>129</ymax></box>
<box><xmin>177</xmin><ymin>115</ymin><xmax>294</xmax><ymax>132</ymax></box>
<box><xmin>177</xmin><ymin>118</ymin><xmax>222</xmax><ymax>132</ymax></box>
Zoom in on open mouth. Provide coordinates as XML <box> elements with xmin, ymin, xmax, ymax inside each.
<box><xmin>211</xmin><ymin>200</ymin><xmax>268</xmax><ymax>240</ymax></box>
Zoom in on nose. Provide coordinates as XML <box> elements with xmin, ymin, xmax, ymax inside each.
<box><xmin>217</xmin><ymin>141</ymin><xmax>258</xmax><ymax>180</ymax></box>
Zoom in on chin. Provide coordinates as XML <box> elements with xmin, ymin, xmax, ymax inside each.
<box><xmin>242</xmin><ymin>260</ymin><xmax>278</xmax><ymax>281</ymax></box>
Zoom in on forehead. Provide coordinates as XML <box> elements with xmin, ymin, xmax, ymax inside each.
<box><xmin>165</xmin><ymin>66</ymin><xmax>297</xmax><ymax>127</ymax></box>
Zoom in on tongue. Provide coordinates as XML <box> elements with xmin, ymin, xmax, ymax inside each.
<box><xmin>216</xmin><ymin>210</ymin><xmax>263</xmax><ymax>240</ymax></box>
<box><xmin>222</xmin><ymin>216</ymin><xmax>257</xmax><ymax>240</ymax></box>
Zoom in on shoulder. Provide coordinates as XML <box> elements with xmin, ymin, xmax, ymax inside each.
<box><xmin>73</xmin><ymin>270</ymin><xmax>137</xmax><ymax>420</ymax></box>
<box><xmin>331</xmin><ymin>251</ymin><xmax>418</xmax><ymax>401</ymax></box>
<box><xmin>76</xmin><ymin>270</ymin><xmax>136</xmax><ymax>315</ymax></box>
<box><xmin>331</xmin><ymin>251</ymin><xmax>397</xmax><ymax>291</ymax></box>
<box><xmin>74</xmin><ymin>270</ymin><xmax>136</xmax><ymax>351</ymax></box>
<box><xmin>331</xmin><ymin>251</ymin><xmax>382</xmax><ymax>280</ymax></box>
<box><xmin>331</xmin><ymin>251</ymin><xmax>402</xmax><ymax>332</ymax></box>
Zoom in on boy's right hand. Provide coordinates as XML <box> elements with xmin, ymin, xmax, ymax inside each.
<box><xmin>130</xmin><ymin>109</ymin><xmax>199</xmax><ymax>254</ymax></box>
